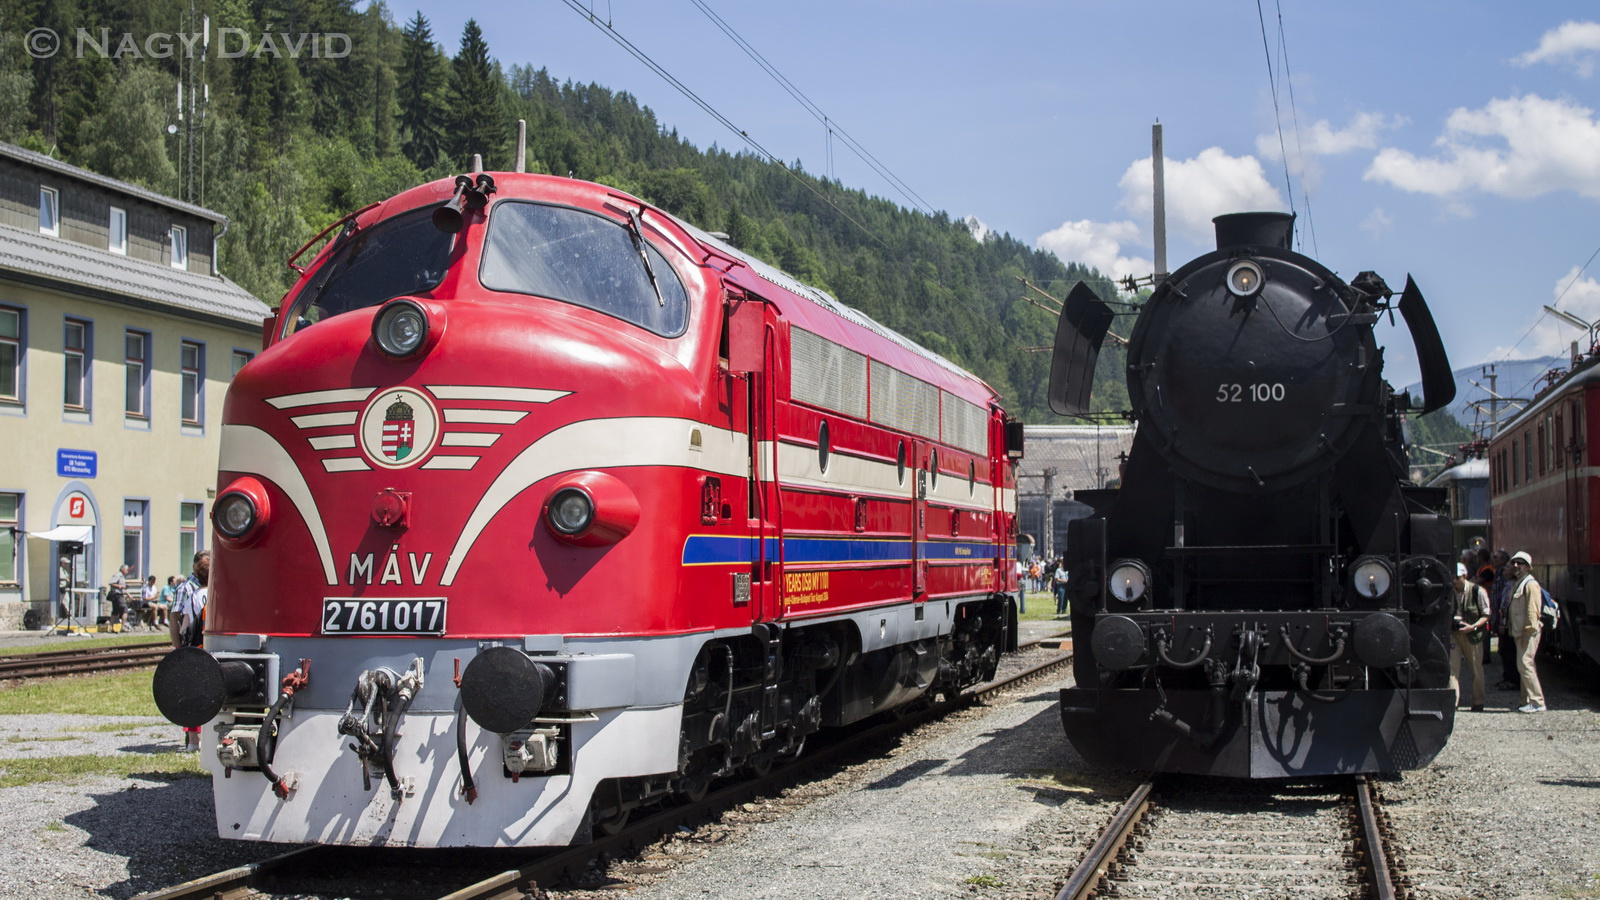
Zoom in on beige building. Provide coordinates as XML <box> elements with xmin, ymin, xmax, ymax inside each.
<box><xmin>0</xmin><ymin>141</ymin><xmax>269</xmax><ymax>630</ymax></box>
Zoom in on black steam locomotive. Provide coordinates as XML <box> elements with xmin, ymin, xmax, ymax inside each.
<box><xmin>1050</xmin><ymin>213</ymin><xmax>1457</xmax><ymax>777</ymax></box>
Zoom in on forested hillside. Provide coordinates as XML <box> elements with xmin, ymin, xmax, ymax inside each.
<box><xmin>0</xmin><ymin>0</ymin><xmax>1134</xmax><ymax>422</ymax></box>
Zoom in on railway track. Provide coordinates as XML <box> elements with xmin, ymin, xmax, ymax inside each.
<box><xmin>1057</xmin><ymin>774</ymin><xmax>1407</xmax><ymax>900</ymax></box>
<box><xmin>0</xmin><ymin>640</ymin><xmax>170</xmax><ymax>680</ymax></box>
<box><xmin>132</xmin><ymin>638</ymin><xmax>1073</xmax><ymax>900</ymax></box>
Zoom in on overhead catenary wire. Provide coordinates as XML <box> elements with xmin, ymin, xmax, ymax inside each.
<box><xmin>1274</xmin><ymin>0</ymin><xmax>1316</xmax><ymax>257</ymax></box>
<box><xmin>559</xmin><ymin>0</ymin><xmax>892</xmax><ymax>250</ymax></box>
<box><xmin>685</xmin><ymin>0</ymin><xmax>938</xmax><ymax>217</ymax></box>
<box><xmin>1498</xmin><ymin>238</ymin><xmax>1600</xmax><ymax>402</ymax></box>
<box><xmin>1255</xmin><ymin>0</ymin><xmax>1297</xmax><ymax>230</ymax></box>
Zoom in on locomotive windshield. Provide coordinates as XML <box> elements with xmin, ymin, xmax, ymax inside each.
<box><xmin>480</xmin><ymin>202</ymin><xmax>688</xmax><ymax>337</ymax></box>
<box><xmin>282</xmin><ymin>206</ymin><xmax>453</xmax><ymax>337</ymax></box>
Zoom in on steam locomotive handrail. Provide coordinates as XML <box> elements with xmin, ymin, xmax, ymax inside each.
<box><xmin>1279</xmin><ymin>624</ymin><xmax>1346</xmax><ymax>665</ymax></box>
<box><xmin>1154</xmin><ymin>627</ymin><xmax>1212</xmax><ymax>669</ymax></box>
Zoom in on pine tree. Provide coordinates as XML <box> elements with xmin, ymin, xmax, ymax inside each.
<box><xmin>396</xmin><ymin>12</ymin><xmax>446</xmax><ymax>170</ymax></box>
<box><xmin>446</xmin><ymin>19</ymin><xmax>505</xmax><ymax>171</ymax></box>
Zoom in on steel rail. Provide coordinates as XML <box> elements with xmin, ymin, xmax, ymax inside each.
<box><xmin>129</xmin><ymin>845</ymin><xmax>328</xmax><ymax>900</ymax></box>
<box><xmin>1055</xmin><ymin>781</ymin><xmax>1155</xmax><ymax>900</ymax></box>
<box><xmin>1355</xmin><ymin>775</ymin><xmax>1399</xmax><ymax>900</ymax></box>
<box><xmin>0</xmin><ymin>645</ymin><xmax>171</xmax><ymax>680</ymax></box>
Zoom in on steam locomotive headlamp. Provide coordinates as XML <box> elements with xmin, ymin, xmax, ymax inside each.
<box><xmin>1225</xmin><ymin>260</ymin><xmax>1265</xmax><ymax>298</ymax></box>
<box><xmin>213</xmin><ymin>477</ymin><xmax>271</xmax><ymax>547</ymax></box>
<box><xmin>371</xmin><ymin>298</ymin><xmax>445</xmax><ymax>360</ymax></box>
<box><xmin>1107</xmin><ymin>559</ymin><xmax>1152</xmax><ymax>603</ymax></box>
<box><xmin>543</xmin><ymin>471</ymin><xmax>641</xmax><ymax>547</ymax></box>
<box><xmin>1350</xmin><ymin>556</ymin><xmax>1394</xmax><ymax>600</ymax></box>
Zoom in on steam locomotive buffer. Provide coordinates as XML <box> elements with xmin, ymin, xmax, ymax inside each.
<box><xmin>1049</xmin><ymin>212</ymin><xmax>1458</xmax><ymax>778</ymax></box>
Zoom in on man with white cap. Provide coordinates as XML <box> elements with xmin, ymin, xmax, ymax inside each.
<box><xmin>1507</xmin><ymin>551</ymin><xmax>1545</xmax><ymax>712</ymax></box>
<box><xmin>1449</xmin><ymin>562</ymin><xmax>1489</xmax><ymax>711</ymax></box>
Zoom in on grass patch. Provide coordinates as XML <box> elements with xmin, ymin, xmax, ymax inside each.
<box><xmin>964</xmin><ymin>874</ymin><xmax>1005</xmax><ymax>887</ymax></box>
<box><xmin>1018</xmin><ymin>591</ymin><xmax>1068</xmax><ymax>623</ymax></box>
<box><xmin>69</xmin><ymin>721</ymin><xmax>156</xmax><ymax>733</ymax></box>
<box><xmin>0</xmin><ymin>670</ymin><xmax>161</xmax><ymax>716</ymax></box>
<box><xmin>0</xmin><ymin>751</ymin><xmax>204</xmax><ymax>788</ymax></box>
<box><xmin>44</xmin><ymin>821</ymin><xmax>66</xmax><ymax>832</ymax></box>
<box><xmin>0</xmin><ymin>634</ymin><xmax>163</xmax><ymax>657</ymax></box>
<box><xmin>5</xmin><ymin>735</ymin><xmax>75</xmax><ymax>743</ymax></box>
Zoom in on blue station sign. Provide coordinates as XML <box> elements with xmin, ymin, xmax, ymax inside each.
<box><xmin>57</xmin><ymin>448</ymin><xmax>97</xmax><ymax>478</ymax></box>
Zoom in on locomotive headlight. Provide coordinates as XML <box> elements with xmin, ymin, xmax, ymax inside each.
<box><xmin>372</xmin><ymin>299</ymin><xmax>429</xmax><ymax>358</ymax></box>
<box><xmin>547</xmin><ymin>488</ymin><xmax>594</xmax><ymax>535</ymax></box>
<box><xmin>212</xmin><ymin>477</ymin><xmax>271</xmax><ymax>547</ymax></box>
<box><xmin>542</xmin><ymin>472</ymin><xmax>642</xmax><ymax>547</ymax></box>
<box><xmin>1226</xmin><ymin>260</ymin><xmax>1265</xmax><ymax>298</ymax></box>
<box><xmin>1107</xmin><ymin>559</ymin><xmax>1152</xmax><ymax>603</ymax></box>
<box><xmin>1350</xmin><ymin>556</ymin><xmax>1394</xmax><ymax>600</ymax></box>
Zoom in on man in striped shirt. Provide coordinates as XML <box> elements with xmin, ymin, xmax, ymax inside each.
<box><xmin>168</xmin><ymin>550</ymin><xmax>210</xmax><ymax>650</ymax></box>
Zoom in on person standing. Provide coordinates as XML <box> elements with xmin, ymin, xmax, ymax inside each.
<box><xmin>1490</xmin><ymin>549</ymin><xmax>1519</xmax><ymax>692</ymax></box>
<box><xmin>1012</xmin><ymin>557</ymin><xmax>1026</xmax><ymax>614</ymax></box>
<box><xmin>1448</xmin><ymin>564</ymin><xmax>1489</xmax><ymax>711</ymax></box>
<box><xmin>107</xmin><ymin>564</ymin><xmax>130</xmax><ymax>630</ymax></box>
<box><xmin>1507</xmin><ymin>551</ymin><xmax>1546</xmax><ymax>713</ymax></box>
<box><xmin>1052</xmin><ymin>558</ymin><xmax>1070</xmax><ymax>616</ymax></box>
<box><xmin>169</xmin><ymin>551</ymin><xmax>211</xmax><ymax>752</ymax></box>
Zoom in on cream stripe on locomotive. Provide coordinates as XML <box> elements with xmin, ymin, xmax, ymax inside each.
<box><xmin>220</xmin><ymin>424</ymin><xmax>340</xmax><ymax>584</ymax></box>
<box><xmin>266</xmin><ymin>387</ymin><xmax>379</xmax><ymax>409</ymax></box>
<box><xmin>440</xmin><ymin>418</ymin><xmax>751</xmax><ymax>585</ymax></box>
<box><xmin>425</xmin><ymin>385</ymin><xmax>570</xmax><ymax>403</ymax></box>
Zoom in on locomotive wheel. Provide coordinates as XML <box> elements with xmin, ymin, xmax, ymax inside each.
<box><xmin>743</xmin><ymin>750</ymin><xmax>777</xmax><ymax>778</ymax></box>
<box><xmin>593</xmin><ymin>804</ymin><xmax>631</xmax><ymax>836</ymax></box>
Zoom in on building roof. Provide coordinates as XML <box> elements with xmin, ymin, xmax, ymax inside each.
<box><xmin>0</xmin><ymin>222</ymin><xmax>269</xmax><ymax>327</ymax></box>
<box><xmin>1019</xmin><ymin>424</ymin><xmax>1137</xmax><ymax>495</ymax></box>
<box><xmin>0</xmin><ymin>142</ymin><xmax>227</xmax><ymax>224</ymax></box>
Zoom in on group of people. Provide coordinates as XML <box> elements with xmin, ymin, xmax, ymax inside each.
<box><xmin>1449</xmin><ymin>546</ymin><xmax>1548</xmax><ymax>714</ymax></box>
<box><xmin>102</xmin><ymin>551</ymin><xmax>210</xmax><ymax>652</ymax></box>
<box><xmin>1016</xmin><ymin>556</ymin><xmax>1071</xmax><ymax>616</ymax></box>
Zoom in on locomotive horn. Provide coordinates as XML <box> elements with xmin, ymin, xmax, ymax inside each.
<box><xmin>1397</xmin><ymin>275</ymin><xmax>1456</xmax><ymax>414</ymax></box>
<box><xmin>1047</xmin><ymin>282</ymin><xmax>1115</xmax><ymax>416</ymax></box>
<box><xmin>432</xmin><ymin>175</ymin><xmax>476</xmax><ymax>234</ymax></box>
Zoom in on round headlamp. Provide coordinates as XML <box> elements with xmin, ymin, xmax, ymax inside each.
<box><xmin>1226</xmin><ymin>260</ymin><xmax>1265</xmax><ymax>298</ymax></box>
<box><xmin>214</xmin><ymin>492</ymin><xmax>258</xmax><ymax>539</ymax></box>
<box><xmin>547</xmin><ymin>488</ymin><xmax>595</xmax><ymax>535</ymax></box>
<box><xmin>1350</xmin><ymin>556</ymin><xmax>1394</xmax><ymax>600</ymax></box>
<box><xmin>1107</xmin><ymin>559</ymin><xmax>1152</xmax><ymax>603</ymax></box>
<box><xmin>372</xmin><ymin>299</ymin><xmax>429</xmax><ymax>358</ymax></box>
<box><xmin>212</xmin><ymin>477</ymin><xmax>271</xmax><ymax>547</ymax></box>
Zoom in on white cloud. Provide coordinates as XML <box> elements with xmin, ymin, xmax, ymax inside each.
<box><xmin>1118</xmin><ymin>147</ymin><xmax>1285</xmax><ymax>244</ymax></box>
<box><xmin>1255</xmin><ymin>112</ymin><xmax>1403</xmax><ymax>190</ymax></box>
<box><xmin>1361</xmin><ymin>206</ymin><xmax>1393</xmax><ymax>237</ymax></box>
<box><xmin>1515</xmin><ymin>20</ymin><xmax>1600</xmax><ymax>77</ymax></box>
<box><xmin>1491</xmin><ymin>267</ymin><xmax>1600</xmax><ymax>359</ymax></box>
<box><xmin>1036</xmin><ymin>219</ymin><xmax>1153</xmax><ymax>283</ymax></box>
<box><xmin>1364</xmin><ymin>94</ymin><xmax>1600</xmax><ymax>203</ymax></box>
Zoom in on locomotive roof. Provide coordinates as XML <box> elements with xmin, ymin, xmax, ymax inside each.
<box><xmin>1491</xmin><ymin>352</ymin><xmax>1600</xmax><ymax>439</ymax></box>
<box><xmin>672</xmin><ymin>218</ymin><xmax>999</xmax><ymax>406</ymax></box>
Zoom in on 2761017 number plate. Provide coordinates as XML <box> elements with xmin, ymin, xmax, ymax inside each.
<box><xmin>321</xmin><ymin>598</ymin><xmax>446</xmax><ymax>635</ymax></box>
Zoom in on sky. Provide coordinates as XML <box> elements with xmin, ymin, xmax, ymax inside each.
<box><xmin>394</xmin><ymin>0</ymin><xmax>1600</xmax><ymax>392</ymax></box>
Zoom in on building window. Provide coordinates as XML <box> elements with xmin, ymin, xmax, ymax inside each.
<box><xmin>0</xmin><ymin>493</ymin><xmax>18</xmax><ymax>584</ymax></box>
<box><xmin>39</xmin><ymin>187</ymin><xmax>59</xmax><ymax>236</ymax></box>
<box><xmin>0</xmin><ymin>306</ymin><xmax>21</xmax><ymax>405</ymax></box>
<box><xmin>124</xmin><ymin>330</ymin><xmax>148</xmax><ymax>417</ymax></box>
<box><xmin>64</xmin><ymin>318</ymin><xmax>89</xmax><ymax>410</ymax></box>
<box><xmin>179</xmin><ymin>502</ymin><xmax>202</xmax><ymax>572</ymax></box>
<box><xmin>180</xmin><ymin>340</ymin><xmax>203</xmax><ymax>424</ymax></box>
<box><xmin>123</xmin><ymin>500</ymin><xmax>146</xmax><ymax>580</ymax></box>
<box><xmin>170</xmin><ymin>225</ymin><xmax>188</xmax><ymax>269</ymax></box>
<box><xmin>109</xmin><ymin>206</ymin><xmax>127</xmax><ymax>255</ymax></box>
<box><xmin>231</xmin><ymin>349</ymin><xmax>253</xmax><ymax>377</ymax></box>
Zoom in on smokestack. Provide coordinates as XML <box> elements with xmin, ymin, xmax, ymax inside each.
<box><xmin>1213</xmin><ymin>212</ymin><xmax>1295</xmax><ymax>251</ymax></box>
<box><xmin>515</xmin><ymin>120</ymin><xmax>527</xmax><ymax>173</ymax></box>
<box><xmin>1152</xmin><ymin>122</ymin><xmax>1167</xmax><ymax>285</ymax></box>
<box><xmin>472</xmin><ymin>153</ymin><xmax>483</xmax><ymax>174</ymax></box>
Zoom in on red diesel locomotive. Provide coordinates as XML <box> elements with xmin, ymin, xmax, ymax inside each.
<box><xmin>152</xmin><ymin>171</ymin><xmax>1022</xmax><ymax>846</ymax></box>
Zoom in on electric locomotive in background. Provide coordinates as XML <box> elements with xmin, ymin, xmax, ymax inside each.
<box><xmin>152</xmin><ymin>171</ymin><xmax>1021</xmax><ymax>846</ymax></box>
<box><xmin>1049</xmin><ymin>212</ymin><xmax>1458</xmax><ymax>777</ymax></box>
